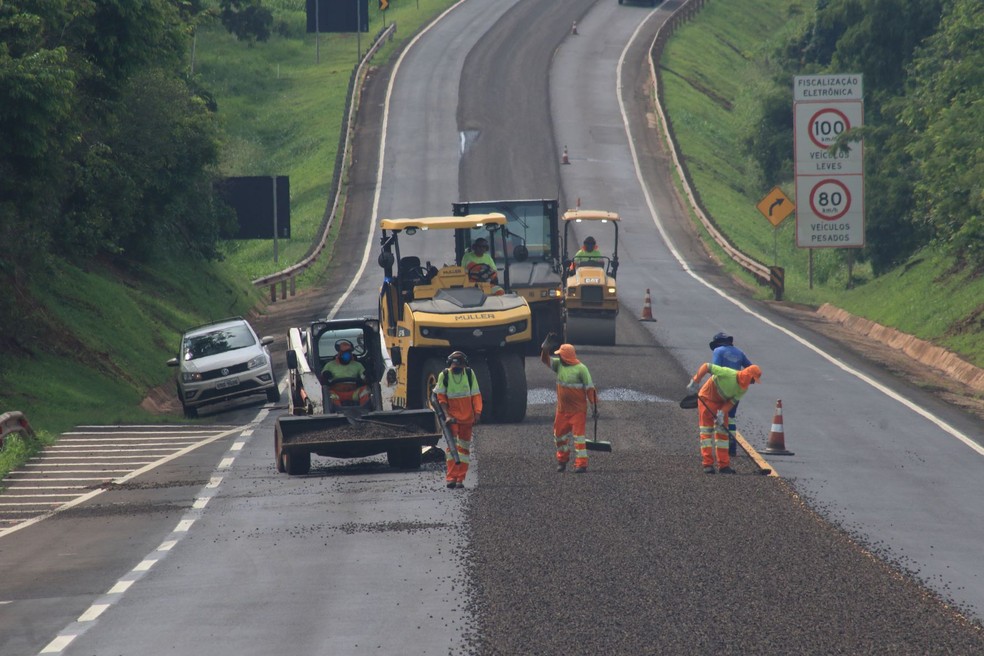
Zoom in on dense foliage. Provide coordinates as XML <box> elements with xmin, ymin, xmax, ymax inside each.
<box><xmin>747</xmin><ymin>0</ymin><xmax>983</xmax><ymax>274</ymax></box>
<box><xmin>0</xmin><ymin>0</ymin><xmax>231</xmax><ymax>269</ymax></box>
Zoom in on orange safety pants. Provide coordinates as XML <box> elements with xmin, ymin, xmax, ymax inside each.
<box><xmin>554</xmin><ymin>410</ymin><xmax>588</xmax><ymax>470</ymax></box>
<box><xmin>445</xmin><ymin>422</ymin><xmax>473</xmax><ymax>484</ymax></box>
<box><xmin>698</xmin><ymin>392</ymin><xmax>733</xmax><ymax>469</ymax></box>
<box><xmin>329</xmin><ymin>383</ymin><xmax>370</xmax><ymax>411</ymax></box>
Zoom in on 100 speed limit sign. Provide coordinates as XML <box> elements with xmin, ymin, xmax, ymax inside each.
<box><xmin>796</xmin><ymin>176</ymin><xmax>865</xmax><ymax>247</ymax></box>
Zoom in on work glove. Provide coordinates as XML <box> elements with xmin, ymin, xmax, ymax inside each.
<box><xmin>686</xmin><ymin>380</ymin><xmax>698</xmax><ymax>395</ymax></box>
<box><xmin>540</xmin><ymin>332</ymin><xmax>557</xmax><ymax>351</ymax></box>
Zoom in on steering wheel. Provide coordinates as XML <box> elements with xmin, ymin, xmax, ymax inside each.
<box><xmin>467</xmin><ymin>263</ymin><xmax>496</xmax><ymax>283</ymax></box>
<box><xmin>403</xmin><ymin>266</ymin><xmax>431</xmax><ymax>284</ymax></box>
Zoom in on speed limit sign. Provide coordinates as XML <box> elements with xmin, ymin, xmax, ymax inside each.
<box><xmin>794</xmin><ymin>102</ymin><xmax>863</xmax><ymax>175</ymax></box>
<box><xmin>796</xmin><ymin>176</ymin><xmax>864</xmax><ymax>247</ymax></box>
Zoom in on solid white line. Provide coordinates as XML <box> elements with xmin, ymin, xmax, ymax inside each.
<box><xmin>0</xmin><ymin>424</ymin><xmax>246</xmax><ymax>540</ymax></box>
<box><xmin>32</xmin><ymin>454</ymin><xmax>169</xmax><ymax>459</ymax></box>
<box><xmin>3</xmin><ymin>486</ymin><xmax>89</xmax><ymax>490</ymax></box>
<box><xmin>617</xmin><ymin>12</ymin><xmax>984</xmax><ymax>458</ymax></box>
<box><xmin>325</xmin><ymin>0</ymin><xmax>469</xmax><ymax>320</ymax></box>
<box><xmin>3</xmin><ymin>477</ymin><xmax>108</xmax><ymax>481</ymax></box>
<box><xmin>2</xmin><ymin>494</ymin><xmax>80</xmax><ymax>498</ymax></box>
<box><xmin>49</xmin><ymin>445</ymin><xmax>194</xmax><ymax>450</ymax></box>
<box><xmin>22</xmin><ymin>462</ymin><xmax>154</xmax><ymax>466</ymax></box>
<box><xmin>0</xmin><ymin>502</ymin><xmax>62</xmax><ymax>507</ymax></box>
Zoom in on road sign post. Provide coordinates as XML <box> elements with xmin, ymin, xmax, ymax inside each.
<box><xmin>793</xmin><ymin>75</ymin><xmax>864</xmax><ymax>255</ymax></box>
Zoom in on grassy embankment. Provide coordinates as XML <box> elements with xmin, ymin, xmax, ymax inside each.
<box><xmin>0</xmin><ymin>0</ymin><xmax>458</xmax><ymax>475</ymax></box>
<box><xmin>660</xmin><ymin>0</ymin><xmax>984</xmax><ymax>367</ymax></box>
<box><xmin>3</xmin><ymin>0</ymin><xmax>980</xmax><ymax>475</ymax></box>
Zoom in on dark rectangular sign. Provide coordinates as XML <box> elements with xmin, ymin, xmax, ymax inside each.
<box><xmin>216</xmin><ymin>176</ymin><xmax>291</xmax><ymax>240</ymax></box>
<box><xmin>306</xmin><ymin>0</ymin><xmax>369</xmax><ymax>33</ymax></box>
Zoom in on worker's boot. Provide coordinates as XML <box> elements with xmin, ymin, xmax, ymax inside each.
<box><xmin>703</xmin><ymin>465</ymin><xmax>716</xmax><ymax>474</ymax></box>
<box><xmin>446</xmin><ymin>481</ymin><xmax>456</xmax><ymax>489</ymax></box>
<box><xmin>574</xmin><ymin>466</ymin><xmax>587</xmax><ymax>474</ymax></box>
<box><xmin>718</xmin><ymin>466</ymin><xmax>736</xmax><ymax>474</ymax></box>
<box><xmin>556</xmin><ymin>461</ymin><xmax>567</xmax><ymax>472</ymax></box>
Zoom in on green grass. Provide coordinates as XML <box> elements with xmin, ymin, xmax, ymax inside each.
<box><xmin>660</xmin><ymin>0</ymin><xmax>984</xmax><ymax>368</ymax></box>
<box><xmin>0</xmin><ymin>0</ymin><xmax>459</xmax><ymax>479</ymax></box>
<box><xmin>2</xmin><ymin>0</ymin><xmax>980</xmax><ymax>484</ymax></box>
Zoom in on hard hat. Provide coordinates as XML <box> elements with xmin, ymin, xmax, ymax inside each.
<box><xmin>446</xmin><ymin>350</ymin><xmax>469</xmax><ymax>366</ymax></box>
<box><xmin>472</xmin><ymin>238</ymin><xmax>489</xmax><ymax>249</ymax></box>
<box><xmin>583</xmin><ymin>236</ymin><xmax>596</xmax><ymax>247</ymax></box>
<box><xmin>709</xmin><ymin>332</ymin><xmax>733</xmax><ymax>350</ymax></box>
<box><xmin>335</xmin><ymin>339</ymin><xmax>354</xmax><ymax>352</ymax></box>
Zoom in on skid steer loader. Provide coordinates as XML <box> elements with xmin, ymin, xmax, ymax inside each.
<box><xmin>274</xmin><ymin>317</ymin><xmax>442</xmax><ymax>475</ymax></box>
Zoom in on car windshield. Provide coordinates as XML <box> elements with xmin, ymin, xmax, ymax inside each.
<box><xmin>183</xmin><ymin>324</ymin><xmax>255</xmax><ymax>361</ymax></box>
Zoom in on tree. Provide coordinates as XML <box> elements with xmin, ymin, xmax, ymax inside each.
<box><xmin>220</xmin><ymin>0</ymin><xmax>273</xmax><ymax>44</ymax></box>
<box><xmin>901</xmin><ymin>0</ymin><xmax>984</xmax><ymax>267</ymax></box>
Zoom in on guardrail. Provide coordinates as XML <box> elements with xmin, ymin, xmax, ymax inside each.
<box><xmin>252</xmin><ymin>23</ymin><xmax>398</xmax><ymax>302</ymax></box>
<box><xmin>0</xmin><ymin>411</ymin><xmax>35</xmax><ymax>450</ymax></box>
<box><xmin>647</xmin><ymin>0</ymin><xmax>775</xmax><ymax>292</ymax></box>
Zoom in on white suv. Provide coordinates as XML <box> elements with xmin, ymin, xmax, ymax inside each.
<box><xmin>167</xmin><ymin>317</ymin><xmax>280</xmax><ymax>418</ymax></box>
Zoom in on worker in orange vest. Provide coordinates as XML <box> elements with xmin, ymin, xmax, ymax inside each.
<box><xmin>434</xmin><ymin>351</ymin><xmax>482</xmax><ymax>489</ymax></box>
<box><xmin>540</xmin><ymin>335</ymin><xmax>597</xmax><ymax>473</ymax></box>
<box><xmin>687</xmin><ymin>362</ymin><xmax>762</xmax><ymax>474</ymax></box>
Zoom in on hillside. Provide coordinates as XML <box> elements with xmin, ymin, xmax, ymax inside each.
<box><xmin>1</xmin><ymin>0</ymin><xmax>980</xmax><ymax>452</ymax></box>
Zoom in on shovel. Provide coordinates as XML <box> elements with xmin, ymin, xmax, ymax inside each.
<box><xmin>585</xmin><ymin>406</ymin><xmax>612</xmax><ymax>452</ymax></box>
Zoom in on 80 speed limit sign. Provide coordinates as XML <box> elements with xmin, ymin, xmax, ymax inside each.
<box><xmin>796</xmin><ymin>176</ymin><xmax>864</xmax><ymax>247</ymax></box>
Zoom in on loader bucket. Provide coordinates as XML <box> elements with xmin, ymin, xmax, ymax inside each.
<box><xmin>275</xmin><ymin>409</ymin><xmax>441</xmax><ymax>474</ymax></box>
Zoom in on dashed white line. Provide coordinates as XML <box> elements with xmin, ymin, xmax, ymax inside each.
<box><xmin>78</xmin><ymin>604</ymin><xmax>109</xmax><ymax>622</ymax></box>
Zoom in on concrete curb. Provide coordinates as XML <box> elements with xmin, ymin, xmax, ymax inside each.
<box><xmin>817</xmin><ymin>303</ymin><xmax>984</xmax><ymax>394</ymax></box>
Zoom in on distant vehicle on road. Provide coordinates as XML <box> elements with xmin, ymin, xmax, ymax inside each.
<box><xmin>167</xmin><ymin>317</ymin><xmax>280</xmax><ymax>418</ymax></box>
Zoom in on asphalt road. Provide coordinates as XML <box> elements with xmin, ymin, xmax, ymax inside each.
<box><xmin>2</xmin><ymin>1</ymin><xmax>983</xmax><ymax>655</ymax></box>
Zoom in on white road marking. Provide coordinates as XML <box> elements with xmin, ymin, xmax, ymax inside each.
<box><xmin>39</xmin><ymin>635</ymin><xmax>75</xmax><ymax>653</ymax></box>
<box><xmin>617</xmin><ymin>17</ymin><xmax>983</xmax><ymax>458</ymax></box>
<box><xmin>78</xmin><ymin>604</ymin><xmax>109</xmax><ymax>622</ymax></box>
<box><xmin>107</xmin><ymin>580</ymin><xmax>134</xmax><ymax>594</ymax></box>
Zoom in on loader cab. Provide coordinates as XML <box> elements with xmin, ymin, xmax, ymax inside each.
<box><xmin>452</xmin><ymin>198</ymin><xmax>562</xmax><ymax>277</ymax></box>
<box><xmin>308</xmin><ymin>318</ymin><xmax>386</xmax><ymax>410</ymax></box>
<box><xmin>562</xmin><ymin>209</ymin><xmax>620</xmax><ymax>280</ymax></box>
<box><xmin>377</xmin><ymin>213</ymin><xmax>516</xmax><ymax>328</ymax></box>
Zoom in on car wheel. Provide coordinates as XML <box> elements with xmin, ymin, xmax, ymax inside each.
<box><xmin>182</xmin><ymin>401</ymin><xmax>198</xmax><ymax>419</ymax></box>
<box><xmin>266</xmin><ymin>385</ymin><xmax>282</xmax><ymax>403</ymax></box>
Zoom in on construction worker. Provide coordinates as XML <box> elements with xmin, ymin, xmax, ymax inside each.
<box><xmin>460</xmin><ymin>237</ymin><xmax>503</xmax><ymax>294</ymax></box>
<box><xmin>434</xmin><ymin>351</ymin><xmax>482</xmax><ymax>489</ymax></box>
<box><xmin>321</xmin><ymin>340</ymin><xmax>370</xmax><ymax>411</ymax></box>
<box><xmin>572</xmin><ymin>236</ymin><xmax>602</xmax><ymax>263</ymax></box>
<box><xmin>540</xmin><ymin>335</ymin><xmax>597</xmax><ymax>473</ymax></box>
<box><xmin>709</xmin><ymin>332</ymin><xmax>753</xmax><ymax>457</ymax></box>
<box><xmin>687</xmin><ymin>362</ymin><xmax>762</xmax><ymax>474</ymax></box>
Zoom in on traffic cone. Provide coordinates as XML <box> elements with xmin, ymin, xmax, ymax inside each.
<box><xmin>640</xmin><ymin>288</ymin><xmax>657</xmax><ymax>322</ymax></box>
<box><xmin>764</xmin><ymin>399</ymin><xmax>794</xmax><ymax>455</ymax></box>
<box><xmin>561</xmin><ymin>146</ymin><xmax>570</xmax><ymax>165</ymax></box>
<box><xmin>571</xmin><ymin>21</ymin><xmax>578</xmax><ymax>35</ymax></box>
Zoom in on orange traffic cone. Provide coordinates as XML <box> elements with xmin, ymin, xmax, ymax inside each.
<box><xmin>764</xmin><ymin>399</ymin><xmax>794</xmax><ymax>455</ymax></box>
<box><xmin>640</xmin><ymin>289</ymin><xmax>657</xmax><ymax>322</ymax></box>
<box><xmin>571</xmin><ymin>21</ymin><xmax>578</xmax><ymax>35</ymax></box>
<box><xmin>561</xmin><ymin>146</ymin><xmax>570</xmax><ymax>165</ymax></box>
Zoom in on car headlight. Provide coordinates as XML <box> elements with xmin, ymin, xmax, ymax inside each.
<box><xmin>182</xmin><ymin>372</ymin><xmax>202</xmax><ymax>383</ymax></box>
<box><xmin>247</xmin><ymin>354</ymin><xmax>268</xmax><ymax>370</ymax></box>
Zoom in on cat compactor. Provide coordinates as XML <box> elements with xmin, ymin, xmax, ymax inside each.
<box><xmin>562</xmin><ymin>209</ymin><xmax>620</xmax><ymax>345</ymax></box>
<box><xmin>377</xmin><ymin>214</ymin><xmax>532</xmax><ymax>423</ymax></box>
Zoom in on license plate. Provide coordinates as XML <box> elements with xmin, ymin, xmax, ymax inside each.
<box><xmin>216</xmin><ymin>377</ymin><xmax>239</xmax><ymax>390</ymax></box>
